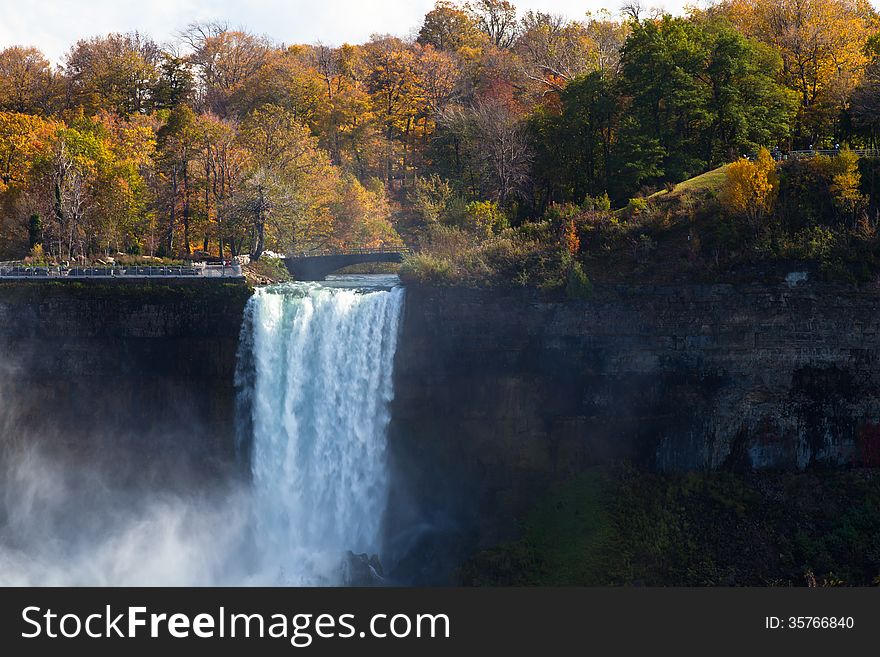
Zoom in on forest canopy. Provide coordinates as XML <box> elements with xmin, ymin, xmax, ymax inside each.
<box><xmin>0</xmin><ymin>0</ymin><xmax>878</xmax><ymax>273</ymax></box>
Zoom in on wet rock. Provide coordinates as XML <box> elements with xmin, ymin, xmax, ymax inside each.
<box><xmin>342</xmin><ymin>551</ymin><xmax>385</xmax><ymax>586</ymax></box>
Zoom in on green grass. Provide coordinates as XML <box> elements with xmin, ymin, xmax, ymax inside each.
<box><xmin>649</xmin><ymin>164</ymin><xmax>731</xmax><ymax>200</ymax></box>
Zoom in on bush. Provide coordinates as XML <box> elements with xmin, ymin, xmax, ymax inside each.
<box><xmin>465</xmin><ymin>200</ymin><xmax>508</xmax><ymax>237</ymax></box>
<box><xmin>247</xmin><ymin>256</ymin><xmax>291</xmax><ymax>282</ymax></box>
<box><xmin>582</xmin><ymin>193</ymin><xmax>611</xmax><ymax>212</ymax></box>
<box><xmin>399</xmin><ymin>253</ymin><xmax>455</xmax><ymax>285</ymax></box>
<box><xmin>719</xmin><ymin>148</ymin><xmax>778</xmax><ymax>234</ymax></box>
<box><xmin>627</xmin><ymin>197</ymin><xmax>650</xmax><ymax>216</ymax></box>
<box><xmin>777</xmin><ymin>156</ymin><xmax>842</xmax><ymax>231</ymax></box>
<box><xmin>565</xmin><ymin>260</ymin><xmax>593</xmax><ymax>299</ymax></box>
<box><xmin>401</xmin><ymin>222</ymin><xmax>568</xmax><ymax>289</ymax></box>
<box><xmin>829</xmin><ymin>148</ymin><xmax>868</xmax><ymax>224</ymax></box>
<box><xmin>408</xmin><ymin>175</ymin><xmax>467</xmax><ymax>229</ymax></box>
<box><xmin>798</xmin><ymin>226</ymin><xmax>836</xmax><ymax>261</ymax></box>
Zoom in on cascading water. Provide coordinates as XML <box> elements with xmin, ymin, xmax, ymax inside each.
<box><xmin>236</xmin><ymin>276</ymin><xmax>405</xmax><ymax>585</ymax></box>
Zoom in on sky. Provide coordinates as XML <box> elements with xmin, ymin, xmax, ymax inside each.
<box><xmin>0</xmin><ymin>0</ymin><xmax>694</xmax><ymax>64</ymax></box>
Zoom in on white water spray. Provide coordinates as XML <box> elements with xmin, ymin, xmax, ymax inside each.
<box><xmin>0</xmin><ymin>276</ymin><xmax>404</xmax><ymax>586</ymax></box>
<box><xmin>239</xmin><ymin>278</ymin><xmax>405</xmax><ymax>584</ymax></box>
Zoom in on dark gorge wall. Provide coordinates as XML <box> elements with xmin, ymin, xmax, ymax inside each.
<box><xmin>2</xmin><ymin>277</ymin><xmax>877</xmax><ymax>583</ymax></box>
<box><xmin>0</xmin><ymin>280</ymin><xmax>250</xmax><ymax>485</ymax></box>
<box><xmin>385</xmin><ymin>281</ymin><xmax>880</xmax><ymax>582</ymax></box>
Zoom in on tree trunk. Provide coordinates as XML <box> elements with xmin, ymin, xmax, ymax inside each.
<box><xmin>182</xmin><ymin>165</ymin><xmax>191</xmax><ymax>255</ymax></box>
<box><xmin>166</xmin><ymin>168</ymin><xmax>177</xmax><ymax>255</ymax></box>
<box><xmin>251</xmin><ymin>188</ymin><xmax>266</xmax><ymax>260</ymax></box>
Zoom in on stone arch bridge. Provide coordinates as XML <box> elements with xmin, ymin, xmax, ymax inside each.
<box><xmin>283</xmin><ymin>247</ymin><xmax>410</xmax><ymax>281</ymax></box>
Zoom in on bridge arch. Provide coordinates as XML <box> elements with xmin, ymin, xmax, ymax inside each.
<box><xmin>283</xmin><ymin>248</ymin><xmax>409</xmax><ymax>281</ymax></box>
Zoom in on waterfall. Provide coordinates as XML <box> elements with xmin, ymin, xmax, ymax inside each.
<box><xmin>236</xmin><ymin>279</ymin><xmax>404</xmax><ymax>585</ymax></box>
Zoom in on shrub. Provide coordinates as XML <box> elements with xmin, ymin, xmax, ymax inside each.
<box><xmin>776</xmin><ymin>156</ymin><xmax>839</xmax><ymax>231</ymax></box>
<box><xmin>627</xmin><ymin>197</ymin><xmax>650</xmax><ymax>216</ymax></box>
<box><xmin>582</xmin><ymin>193</ymin><xmax>611</xmax><ymax>212</ymax></box>
<box><xmin>399</xmin><ymin>253</ymin><xmax>455</xmax><ymax>285</ymax></box>
<box><xmin>465</xmin><ymin>200</ymin><xmax>508</xmax><ymax>237</ymax></box>
<box><xmin>565</xmin><ymin>260</ymin><xmax>593</xmax><ymax>299</ymax></box>
<box><xmin>719</xmin><ymin>147</ymin><xmax>778</xmax><ymax>234</ymax></box>
<box><xmin>829</xmin><ymin>148</ymin><xmax>868</xmax><ymax>224</ymax></box>
<box><xmin>799</xmin><ymin>226</ymin><xmax>836</xmax><ymax>261</ymax></box>
<box><xmin>401</xmin><ymin>222</ymin><xmax>568</xmax><ymax>289</ymax></box>
<box><xmin>408</xmin><ymin>175</ymin><xmax>467</xmax><ymax>228</ymax></box>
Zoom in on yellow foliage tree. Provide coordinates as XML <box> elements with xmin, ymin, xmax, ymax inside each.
<box><xmin>0</xmin><ymin>111</ymin><xmax>58</xmax><ymax>193</ymax></box>
<box><xmin>465</xmin><ymin>200</ymin><xmax>508</xmax><ymax>237</ymax></box>
<box><xmin>721</xmin><ymin>0</ymin><xmax>877</xmax><ymax>139</ymax></box>
<box><xmin>830</xmin><ymin>147</ymin><xmax>867</xmax><ymax>224</ymax></box>
<box><xmin>720</xmin><ymin>147</ymin><xmax>779</xmax><ymax>233</ymax></box>
<box><xmin>331</xmin><ymin>174</ymin><xmax>402</xmax><ymax>249</ymax></box>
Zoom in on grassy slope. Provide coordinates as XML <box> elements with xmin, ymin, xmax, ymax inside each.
<box><xmin>648</xmin><ymin>164</ymin><xmax>731</xmax><ymax>201</ymax></box>
<box><xmin>589</xmin><ymin>165</ymin><xmax>733</xmax><ymax>284</ymax></box>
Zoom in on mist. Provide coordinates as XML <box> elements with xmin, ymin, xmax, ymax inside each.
<box><xmin>0</xmin><ymin>279</ymin><xmax>407</xmax><ymax>587</ymax></box>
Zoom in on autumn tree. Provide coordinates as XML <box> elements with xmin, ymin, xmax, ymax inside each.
<box><xmin>180</xmin><ymin>22</ymin><xmax>273</xmax><ymax>117</ymax></box>
<box><xmin>198</xmin><ymin>113</ymin><xmax>246</xmax><ymax>256</ymax></box>
<box><xmin>418</xmin><ymin>1</ymin><xmax>486</xmax><ymax>51</ymax></box>
<box><xmin>722</xmin><ymin>0</ymin><xmax>878</xmax><ymax>145</ymax></box>
<box><xmin>515</xmin><ymin>12</ymin><xmax>597</xmax><ymax>93</ymax></box>
<box><xmin>0</xmin><ymin>112</ymin><xmax>57</xmax><ymax>192</ymax></box>
<box><xmin>230</xmin><ymin>46</ymin><xmax>324</xmax><ymax>123</ymax></box>
<box><xmin>64</xmin><ymin>33</ymin><xmax>161</xmax><ymax>115</ymax></box>
<box><xmin>43</xmin><ymin>126</ymin><xmax>97</xmax><ymax>259</ymax></box>
<box><xmin>0</xmin><ymin>47</ymin><xmax>57</xmax><ymax>114</ymax></box>
<box><xmin>236</xmin><ymin>104</ymin><xmax>336</xmax><ymax>258</ymax></box>
<box><xmin>585</xmin><ymin>11</ymin><xmax>630</xmax><ymax>75</ymax></box>
<box><xmin>829</xmin><ymin>147</ymin><xmax>868</xmax><ymax>223</ymax></box>
<box><xmin>720</xmin><ymin>147</ymin><xmax>779</xmax><ymax>234</ymax></box>
<box><xmin>312</xmin><ymin>44</ymin><xmax>380</xmax><ymax>177</ymax></box>
<box><xmin>365</xmin><ymin>38</ymin><xmax>424</xmax><ymax>188</ymax></box>
<box><xmin>415</xmin><ymin>45</ymin><xmax>461</xmax><ymax>115</ymax></box>
<box><xmin>851</xmin><ymin>59</ymin><xmax>880</xmax><ymax>144</ymax></box>
<box><xmin>469</xmin><ymin>0</ymin><xmax>520</xmax><ymax>49</ymax></box>
<box><xmin>331</xmin><ymin>174</ymin><xmax>402</xmax><ymax>249</ymax></box>
<box><xmin>0</xmin><ymin>112</ymin><xmax>58</xmax><ymax>254</ymax></box>
<box><xmin>440</xmin><ymin>94</ymin><xmax>531</xmax><ymax>205</ymax></box>
<box><xmin>156</xmin><ymin>105</ymin><xmax>204</xmax><ymax>254</ymax></box>
<box><xmin>89</xmin><ymin>112</ymin><xmax>157</xmax><ymax>254</ymax></box>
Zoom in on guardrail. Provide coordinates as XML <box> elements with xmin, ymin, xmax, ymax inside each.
<box><xmin>0</xmin><ymin>263</ymin><xmax>242</xmax><ymax>279</ymax></box>
<box><xmin>781</xmin><ymin>148</ymin><xmax>880</xmax><ymax>160</ymax></box>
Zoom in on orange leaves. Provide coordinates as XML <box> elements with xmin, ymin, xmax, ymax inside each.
<box><xmin>563</xmin><ymin>218</ymin><xmax>580</xmax><ymax>256</ymax></box>
<box><xmin>0</xmin><ymin>111</ymin><xmax>58</xmax><ymax>191</ymax></box>
<box><xmin>722</xmin><ymin>0</ymin><xmax>876</xmax><ymax>107</ymax></box>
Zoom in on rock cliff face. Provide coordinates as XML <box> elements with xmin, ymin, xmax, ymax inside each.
<box><xmin>385</xmin><ymin>281</ymin><xmax>880</xmax><ymax>582</ymax></box>
<box><xmin>2</xmin><ymin>278</ymin><xmax>878</xmax><ymax>582</ymax></box>
<box><xmin>0</xmin><ymin>280</ymin><xmax>250</xmax><ymax>485</ymax></box>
